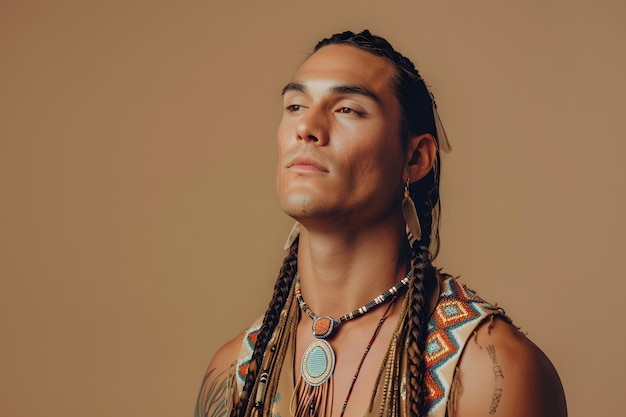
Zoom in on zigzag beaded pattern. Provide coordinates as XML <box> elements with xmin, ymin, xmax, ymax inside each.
<box><xmin>423</xmin><ymin>278</ymin><xmax>499</xmax><ymax>415</ymax></box>
<box><xmin>294</xmin><ymin>272</ymin><xmax>411</xmax><ymax>329</ymax></box>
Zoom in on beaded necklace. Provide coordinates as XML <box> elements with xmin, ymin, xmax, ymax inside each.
<box><xmin>339</xmin><ymin>296</ymin><xmax>396</xmax><ymax>417</ymax></box>
<box><xmin>294</xmin><ymin>271</ymin><xmax>411</xmax><ymax>388</ymax></box>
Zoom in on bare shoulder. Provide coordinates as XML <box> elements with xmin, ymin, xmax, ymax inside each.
<box><xmin>194</xmin><ymin>331</ymin><xmax>246</xmax><ymax>417</ymax></box>
<box><xmin>210</xmin><ymin>331</ymin><xmax>246</xmax><ymax>374</ymax></box>
<box><xmin>453</xmin><ymin>317</ymin><xmax>567</xmax><ymax>417</ymax></box>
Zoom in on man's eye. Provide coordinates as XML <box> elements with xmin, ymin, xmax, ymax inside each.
<box><xmin>338</xmin><ymin>107</ymin><xmax>363</xmax><ymax>116</ymax></box>
<box><xmin>285</xmin><ymin>104</ymin><xmax>303</xmax><ymax>112</ymax></box>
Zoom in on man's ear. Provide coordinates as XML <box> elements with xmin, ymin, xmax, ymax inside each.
<box><xmin>403</xmin><ymin>133</ymin><xmax>437</xmax><ymax>183</ymax></box>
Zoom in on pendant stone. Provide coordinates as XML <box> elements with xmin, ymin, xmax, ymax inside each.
<box><xmin>312</xmin><ymin>315</ymin><xmax>335</xmax><ymax>339</ymax></box>
<box><xmin>301</xmin><ymin>339</ymin><xmax>335</xmax><ymax>386</ymax></box>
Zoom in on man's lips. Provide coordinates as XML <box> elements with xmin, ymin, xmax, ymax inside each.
<box><xmin>287</xmin><ymin>155</ymin><xmax>329</xmax><ymax>172</ymax></box>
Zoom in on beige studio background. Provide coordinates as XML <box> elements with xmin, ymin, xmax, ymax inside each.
<box><xmin>1</xmin><ymin>1</ymin><xmax>624</xmax><ymax>416</ymax></box>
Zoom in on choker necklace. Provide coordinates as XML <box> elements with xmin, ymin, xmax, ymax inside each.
<box><xmin>294</xmin><ymin>271</ymin><xmax>411</xmax><ymax>387</ymax></box>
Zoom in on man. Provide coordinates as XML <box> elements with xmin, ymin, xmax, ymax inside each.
<box><xmin>196</xmin><ymin>30</ymin><xmax>567</xmax><ymax>417</ymax></box>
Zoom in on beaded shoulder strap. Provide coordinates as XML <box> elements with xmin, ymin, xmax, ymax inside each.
<box><xmin>236</xmin><ymin>315</ymin><xmax>264</xmax><ymax>394</ymax></box>
<box><xmin>423</xmin><ymin>277</ymin><xmax>507</xmax><ymax>416</ymax></box>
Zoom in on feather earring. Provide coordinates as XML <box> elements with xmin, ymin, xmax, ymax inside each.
<box><xmin>283</xmin><ymin>222</ymin><xmax>301</xmax><ymax>250</ymax></box>
<box><xmin>433</xmin><ymin>105</ymin><xmax>452</xmax><ymax>154</ymax></box>
<box><xmin>402</xmin><ymin>181</ymin><xmax>421</xmax><ymax>243</ymax></box>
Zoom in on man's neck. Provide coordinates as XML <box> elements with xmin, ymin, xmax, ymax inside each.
<box><xmin>295</xmin><ymin>219</ymin><xmax>408</xmax><ymax>319</ymax></box>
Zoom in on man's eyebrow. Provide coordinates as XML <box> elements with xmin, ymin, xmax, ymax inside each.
<box><xmin>329</xmin><ymin>85</ymin><xmax>381</xmax><ymax>104</ymax></box>
<box><xmin>281</xmin><ymin>82</ymin><xmax>382</xmax><ymax>104</ymax></box>
<box><xmin>281</xmin><ymin>82</ymin><xmax>306</xmax><ymax>96</ymax></box>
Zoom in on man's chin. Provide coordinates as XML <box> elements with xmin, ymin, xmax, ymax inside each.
<box><xmin>280</xmin><ymin>203</ymin><xmax>332</xmax><ymax>224</ymax></box>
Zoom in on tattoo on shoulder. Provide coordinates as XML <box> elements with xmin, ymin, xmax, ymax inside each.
<box><xmin>195</xmin><ymin>367</ymin><xmax>232</xmax><ymax>417</ymax></box>
<box><xmin>486</xmin><ymin>345</ymin><xmax>505</xmax><ymax>414</ymax></box>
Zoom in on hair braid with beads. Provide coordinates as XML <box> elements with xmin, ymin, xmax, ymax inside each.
<box><xmin>406</xmin><ymin>241</ymin><xmax>437</xmax><ymax>415</ymax></box>
<box><xmin>231</xmin><ymin>240</ymin><xmax>299</xmax><ymax>417</ymax></box>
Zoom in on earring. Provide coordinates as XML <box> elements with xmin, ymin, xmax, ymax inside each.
<box><xmin>283</xmin><ymin>222</ymin><xmax>301</xmax><ymax>250</ymax></box>
<box><xmin>402</xmin><ymin>180</ymin><xmax>421</xmax><ymax>243</ymax></box>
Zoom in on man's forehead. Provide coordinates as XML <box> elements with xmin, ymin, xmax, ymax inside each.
<box><xmin>293</xmin><ymin>45</ymin><xmax>395</xmax><ymax>85</ymax></box>
<box><xmin>285</xmin><ymin>45</ymin><xmax>396</xmax><ymax>101</ymax></box>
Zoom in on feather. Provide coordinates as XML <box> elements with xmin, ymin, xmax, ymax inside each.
<box><xmin>402</xmin><ymin>193</ymin><xmax>421</xmax><ymax>242</ymax></box>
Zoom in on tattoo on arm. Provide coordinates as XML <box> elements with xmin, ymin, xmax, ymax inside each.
<box><xmin>195</xmin><ymin>367</ymin><xmax>231</xmax><ymax>417</ymax></box>
<box><xmin>486</xmin><ymin>345</ymin><xmax>504</xmax><ymax>380</ymax></box>
<box><xmin>489</xmin><ymin>388</ymin><xmax>503</xmax><ymax>415</ymax></box>
<box><xmin>486</xmin><ymin>345</ymin><xmax>504</xmax><ymax>414</ymax></box>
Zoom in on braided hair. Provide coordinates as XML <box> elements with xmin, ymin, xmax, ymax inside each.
<box><xmin>233</xmin><ymin>30</ymin><xmax>442</xmax><ymax>417</ymax></box>
<box><xmin>232</xmin><ymin>240</ymin><xmax>299</xmax><ymax>416</ymax></box>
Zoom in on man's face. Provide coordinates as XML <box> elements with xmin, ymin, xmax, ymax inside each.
<box><xmin>276</xmin><ymin>44</ymin><xmax>405</xmax><ymax>228</ymax></box>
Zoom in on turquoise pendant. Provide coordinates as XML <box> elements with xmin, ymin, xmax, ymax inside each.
<box><xmin>301</xmin><ymin>339</ymin><xmax>335</xmax><ymax>386</ymax></box>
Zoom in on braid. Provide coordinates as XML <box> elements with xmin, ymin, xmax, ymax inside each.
<box><xmin>231</xmin><ymin>239</ymin><xmax>299</xmax><ymax>417</ymax></box>
<box><xmin>410</xmin><ymin>167</ymin><xmax>441</xmax><ymax>257</ymax></box>
<box><xmin>406</xmin><ymin>242</ymin><xmax>437</xmax><ymax>416</ymax></box>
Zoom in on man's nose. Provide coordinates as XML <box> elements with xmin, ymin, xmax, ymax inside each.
<box><xmin>295</xmin><ymin>106</ymin><xmax>329</xmax><ymax>145</ymax></box>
